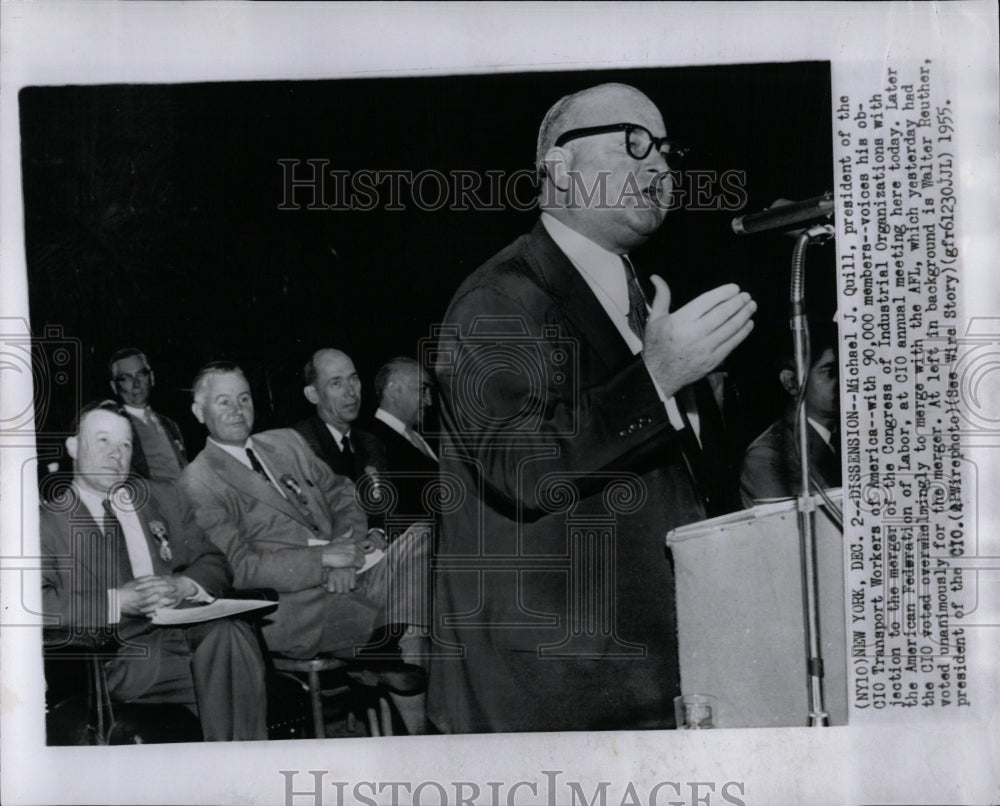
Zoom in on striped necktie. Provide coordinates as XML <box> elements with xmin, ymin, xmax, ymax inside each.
<box><xmin>622</xmin><ymin>255</ymin><xmax>648</xmax><ymax>340</ymax></box>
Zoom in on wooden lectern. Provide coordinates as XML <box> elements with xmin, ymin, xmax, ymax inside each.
<box><xmin>666</xmin><ymin>491</ymin><xmax>846</xmax><ymax>728</ymax></box>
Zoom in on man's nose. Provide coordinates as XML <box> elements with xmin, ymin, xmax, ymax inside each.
<box><xmin>643</xmin><ymin>148</ymin><xmax>670</xmax><ymax>173</ymax></box>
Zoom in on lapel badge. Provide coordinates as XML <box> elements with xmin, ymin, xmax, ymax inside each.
<box><xmin>279</xmin><ymin>474</ymin><xmax>311</xmax><ymax>510</ymax></box>
<box><xmin>149</xmin><ymin>520</ymin><xmax>173</xmax><ymax>562</ymax></box>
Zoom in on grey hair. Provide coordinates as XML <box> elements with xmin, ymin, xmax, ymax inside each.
<box><xmin>191</xmin><ymin>361</ymin><xmax>247</xmax><ymax>405</ymax></box>
<box><xmin>374</xmin><ymin>356</ymin><xmax>419</xmax><ymax>403</ymax></box>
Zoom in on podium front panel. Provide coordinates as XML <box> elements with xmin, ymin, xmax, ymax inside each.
<box><xmin>667</xmin><ymin>497</ymin><xmax>846</xmax><ymax>728</ymax></box>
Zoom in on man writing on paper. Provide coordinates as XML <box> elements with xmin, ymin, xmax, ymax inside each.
<box><xmin>430</xmin><ymin>83</ymin><xmax>756</xmax><ymax>733</ymax></box>
<box><xmin>40</xmin><ymin>400</ymin><xmax>268</xmax><ymax>741</ymax></box>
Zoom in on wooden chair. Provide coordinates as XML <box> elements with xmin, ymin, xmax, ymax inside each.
<box><xmin>44</xmin><ymin>640</ymin><xmax>202</xmax><ymax>745</ymax></box>
<box><xmin>271</xmin><ymin>656</ymin><xmax>395</xmax><ymax>738</ymax></box>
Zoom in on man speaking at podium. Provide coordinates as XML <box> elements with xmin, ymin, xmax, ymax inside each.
<box><xmin>429</xmin><ymin>83</ymin><xmax>757</xmax><ymax>733</ymax></box>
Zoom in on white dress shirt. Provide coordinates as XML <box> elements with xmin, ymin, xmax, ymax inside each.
<box><xmin>540</xmin><ymin>212</ymin><xmax>691</xmax><ymax>434</ymax></box>
<box><xmin>323</xmin><ymin>423</ymin><xmax>352</xmax><ymax>453</ymax></box>
<box><xmin>123</xmin><ymin>403</ymin><xmax>151</xmax><ymax>423</ymax></box>
<box><xmin>808</xmin><ymin>417</ymin><xmax>835</xmax><ymax>452</ymax></box>
<box><xmin>75</xmin><ymin>481</ymin><xmax>208</xmax><ymax>622</ymax></box>
<box><xmin>210</xmin><ymin>436</ymin><xmax>287</xmax><ymax>497</ymax></box>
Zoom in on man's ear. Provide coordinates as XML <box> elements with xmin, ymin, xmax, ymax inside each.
<box><xmin>148</xmin><ymin>369</ymin><xmax>156</xmax><ymax>388</ymax></box>
<box><xmin>65</xmin><ymin>435</ymin><xmax>78</xmax><ymax>461</ymax></box>
<box><xmin>779</xmin><ymin>368</ymin><xmax>798</xmax><ymax>396</ymax></box>
<box><xmin>191</xmin><ymin>400</ymin><xmax>205</xmax><ymax>425</ymax></box>
<box><xmin>304</xmin><ymin>385</ymin><xmax>319</xmax><ymax>406</ymax></box>
<box><xmin>540</xmin><ymin>146</ymin><xmax>572</xmax><ymax>193</ymax></box>
<box><xmin>108</xmin><ymin>379</ymin><xmax>117</xmax><ymax>397</ymax></box>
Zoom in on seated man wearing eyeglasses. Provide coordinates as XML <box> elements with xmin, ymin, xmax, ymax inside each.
<box><xmin>108</xmin><ymin>348</ymin><xmax>188</xmax><ymax>481</ymax></box>
<box><xmin>430</xmin><ymin>83</ymin><xmax>757</xmax><ymax>733</ymax></box>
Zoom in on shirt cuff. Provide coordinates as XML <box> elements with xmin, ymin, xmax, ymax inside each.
<box><xmin>643</xmin><ymin>363</ymin><xmax>687</xmax><ymax>431</ymax></box>
<box><xmin>107</xmin><ymin>589</ymin><xmax>120</xmax><ymax>624</ymax></box>
<box><xmin>185</xmin><ymin>578</ymin><xmax>214</xmax><ymax>604</ymax></box>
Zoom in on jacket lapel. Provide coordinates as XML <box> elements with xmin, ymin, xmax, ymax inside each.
<box><xmin>525</xmin><ymin>220</ymin><xmax>636</xmax><ymax>372</ymax></box>
<box><xmin>309</xmin><ymin>416</ymin><xmax>344</xmax><ymax>470</ymax></box>
<box><xmin>63</xmin><ymin>496</ymin><xmax>134</xmax><ymax>586</ymax></box>
<box><xmin>204</xmin><ymin>440</ymin><xmax>318</xmax><ymax>530</ymax></box>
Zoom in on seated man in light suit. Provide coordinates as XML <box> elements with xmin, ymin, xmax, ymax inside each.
<box><xmin>179</xmin><ymin>362</ymin><xmax>430</xmax><ymax>733</ymax></box>
<box><xmin>740</xmin><ymin>325</ymin><xmax>841</xmax><ymax>505</ymax></box>
<box><xmin>108</xmin><ymin>348</ymin><xmax>188</xmax><ymax>481</ymax></box>
<box><xmin>40</xmin><ymin>400</ymin><xmax>268</xmax><ymax>741</ymax></box>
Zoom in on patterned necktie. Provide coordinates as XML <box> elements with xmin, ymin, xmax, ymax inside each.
<box><xmin>245</xmin><ymin>447</ymin><xmax>272</xmax><ymax>485</ymax></box>
<box><xmin>622</xmin><ymin>255</ymin><xmax>648</xmax><ymax>340</ymax></box>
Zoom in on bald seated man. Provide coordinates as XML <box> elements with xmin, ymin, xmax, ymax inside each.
<box><xmin>430</xmin><ymin>83</ymin><xmax>756</xmax><ymax>733</ymax></box>
<box><xmin>293</xmin><ymin>348</ymin><xmax>385</xmax><ymax>484</ymax></box>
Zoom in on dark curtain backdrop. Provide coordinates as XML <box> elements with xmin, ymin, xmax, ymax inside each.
<box><xmin>21</xmin><ymin>63</ymin><xmax>834</xmax><ymax>463</ymax></box>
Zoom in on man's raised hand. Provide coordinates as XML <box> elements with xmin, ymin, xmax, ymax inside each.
<box><xmin>641</xmin><ymin>276</ymin><xmax>756</xmax><ymax>398</ymax></box>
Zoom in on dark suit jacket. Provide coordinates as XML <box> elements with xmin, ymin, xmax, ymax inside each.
<box><xmin>739</xmin><ymin>409</ymin><xmax>842</xmax><ymax>506</ymax></box>
<box><xmin>128</xmin><ymin>409</ymin><xmax>188</xmax><ymax>480</ymax></box>
<box><xmin>40</xmin><ymin>478</ymin><xmax>231</xmax><ymax>647</ymax></box>
<box><xmin>429</xmin><ymin>219</ymin><xmax>714</xmax><ymax>733</ymax></box>
<box><xmin>368</xmin><ymin>417</ymin><xmax>438</xmax><ymax>525</ymax></box>
<box><xmin>179</xmin><ymin>429</ymin><xmax>378</xmax><ymax>658</ymax></box>
<box><xmin>292</xmin><ymin>415</ymin><xmax>384</xmax><ymax>483</ymax></box>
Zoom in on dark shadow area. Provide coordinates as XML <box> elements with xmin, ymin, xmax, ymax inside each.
<box><xmin>21</xmin><ymin>62</ymin><xmax>834</xmax><ymax>463</ymax></box>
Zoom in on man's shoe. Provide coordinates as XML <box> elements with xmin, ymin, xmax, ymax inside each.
<box><xmin>344</xmin><ymin>659</ymin><xmax>426</xmax><ymax>695</ymax></box>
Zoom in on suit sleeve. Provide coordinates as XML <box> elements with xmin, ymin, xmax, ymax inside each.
<box><xmin>739</xmin><ymin>438</ymin><xmax>793</xmax><ymax>505</ymax></box>
<box><xmin>163</xmin><ymin>484</ymin><xmax>233</xmax><ymax>595</ymax></box>
<box><xmin>305</xmin><ymin>443</ymin><xmax>370</xmax><ymax>545</ymax></box>
<box><xmin>180</xmin><ymin>473</ymin><xmax>327</xmax><ymax>593</ymax></box>
<box><xmin>39</xmin><ymin>507</ymin><xmax>112</xmax><ymax>632</ymax></box>
<box><xmin>437</xmin><ymin>281</ymin><xmax>683</xmax><ymax>516</ymax></box>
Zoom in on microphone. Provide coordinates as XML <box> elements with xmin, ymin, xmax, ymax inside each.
<box><xmin>731</xmin><ymin>192</ymin><xmax>834</xmax><ymax>235</ymax></box>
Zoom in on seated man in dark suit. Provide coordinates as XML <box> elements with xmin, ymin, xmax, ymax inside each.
<box><xmin>370</xmin><ymin>357</ymin><xmax>438</xmax><ymax>533</ymax></box>
<box><xmin>740</xmin><ymin>327</ymin><xmax>841</xmax><ymax>505</ymax></box>
<box><xmin>40</xmin><ymin>400</ymin><xmax>268</xmax><ymax>741</ymax></box>
<box><xmin>108</xmin><ymin>348</ymin><xmax>188</xmax><ymax>481</ymax></box>
<box><xmin>179</xmin><ymin>363</ymin><xmax>430</xmax><ymax>733</ymax></box>
<box><xmin>293</xmin><ymin>348</ymin><xmax>384</xmax><ymax>483</ymax></box>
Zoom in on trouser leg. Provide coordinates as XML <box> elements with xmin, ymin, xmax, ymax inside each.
<box><xmin>184</xmin><ymin>618</ymin><xmax>269</xmax><ymax>741</ymax></box>
<box><xmin>356</xmin><ymin>522</ymin><xmax>431</xmax><ymax>631</ymax></box>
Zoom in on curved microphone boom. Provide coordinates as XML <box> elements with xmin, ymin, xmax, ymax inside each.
<box><xmin>732</xmin><ymin>192</ymin><xmax>834</xmax><ymax>235</ymax></box>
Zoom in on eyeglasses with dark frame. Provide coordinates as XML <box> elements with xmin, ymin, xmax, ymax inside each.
<box><xmin>554</xmin><ymin>123</ymin><xmax>689</xmax><ymax>164</ymax></box>
<box><xmin>114</xmin><ymin>367</ymin><xmax>152</xmax><ymax>386</ymax></box>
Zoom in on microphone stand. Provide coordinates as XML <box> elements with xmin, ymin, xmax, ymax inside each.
<box><xmin>789</xmin><ymin>222</ymin><xmax>835</xmax><ymax>727</ymax></box>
